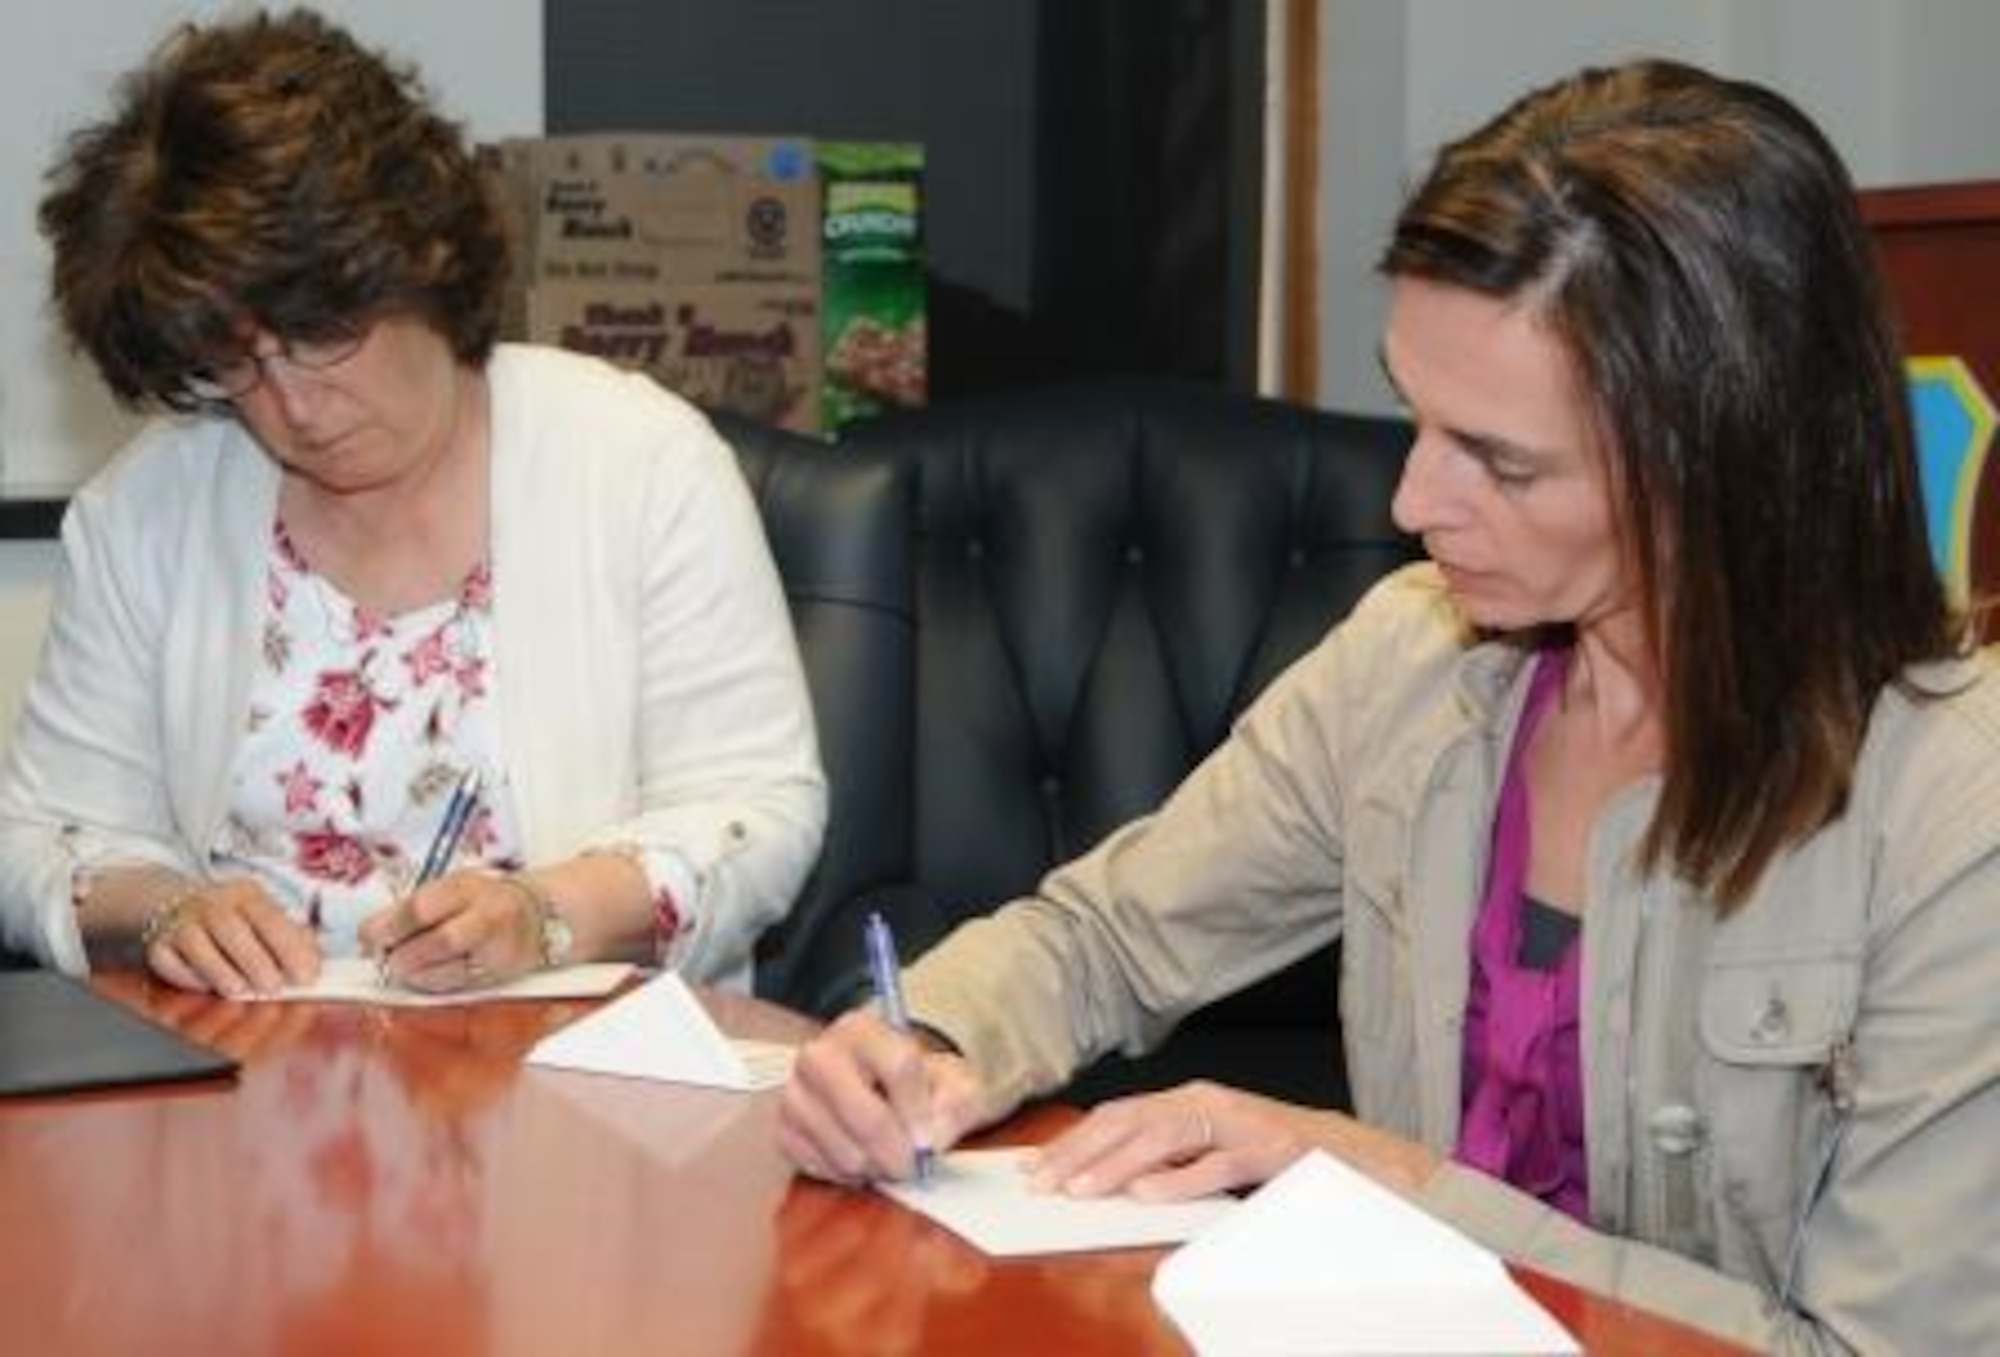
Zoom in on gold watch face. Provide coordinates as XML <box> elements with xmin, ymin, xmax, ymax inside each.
<box><xmin>540</xmin><ymin>911</ymin><xmax>574</xmax><ymax>968</ymax></box>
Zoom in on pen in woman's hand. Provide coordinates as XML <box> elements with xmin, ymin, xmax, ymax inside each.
<box><xmin>863</xmin><ymin>910</ymin><xmax>935</xmax><ymax>1185</ymax></box>
<box><xmin>415</xmin><ymin>768</ymin><xmax>484</xmax><ymax>887</ymax></box>
<box><xmin>378</xmin><ymin>767</ymin><xmax>483</xmax><ymax>983</ymax></box>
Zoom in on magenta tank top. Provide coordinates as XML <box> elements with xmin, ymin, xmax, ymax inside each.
<box><xmin>1454</xmin><ymin>647</ymin><xmax>1588</xmax><ymax>1220</ymax></box>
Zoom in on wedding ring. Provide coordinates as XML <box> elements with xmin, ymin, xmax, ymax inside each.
<box><xmin>1193</xmin><ymin>1108</ymin><xmax>1215</xmax><ymax>1154</ymax></box>
<box><xmin>464</xmin><ymin>953</ymin><xmax>490</xmax><ymax>987</ymax></box>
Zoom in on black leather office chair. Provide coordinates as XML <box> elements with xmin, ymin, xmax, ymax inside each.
<box><xmin>719</xmin><ymin>416</ymin><xmax>921</xmax><ymax>1009</ymax></box>
<box><xmin>781</xmin><ymin>379</ymin><xmax>1420</xmax><ymax>1108</ymax></box>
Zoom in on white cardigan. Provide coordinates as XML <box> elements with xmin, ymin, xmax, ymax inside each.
<box><xmin>0</xmin><ymin>345</ymin><xmax>826</xmax><ymax>988</ymax></box>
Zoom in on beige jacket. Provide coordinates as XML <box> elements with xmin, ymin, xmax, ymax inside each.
<box><xmin>907</xmin><ymin>565</ymin><xmax>2000</xmax><ymax>1354</ymax></box>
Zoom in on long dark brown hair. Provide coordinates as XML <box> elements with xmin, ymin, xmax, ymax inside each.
<box><xmin>39</xmin><ymin>7</ymin><xmax>509</xmax><ymax>411</ymax></box>
<box><xmin>1383</xmin><ymin>60</ymin><xmax>1962</xmax><ymax>906</ymax></box>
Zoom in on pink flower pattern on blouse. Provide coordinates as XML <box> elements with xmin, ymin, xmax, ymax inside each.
<box><xmin>277</xmin><ymin>761</ymin><xmax>323</xmax><ymax>816</ymax></box>
<box><xmin>301</xmin><ymin>667</ymin><xmax>390</xmax><ymax>758</ymax></box>
<box><xmin>293</xmin><ymin>826</ymin><xmax>379</xmax><ymax>886</ymax></box>
<box><xmin>207</xmin><ymin>521</ymin><xmax>524</xmax><ymax>954</ymax></box>
<box><xmin>209</xmin><ymin>519</ymin><xmax>693</xmax><ymax>964</ymax></box>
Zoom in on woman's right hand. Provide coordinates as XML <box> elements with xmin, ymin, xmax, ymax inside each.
<box><xmin>142</xmin><ymin>880</ymin><xmax>321</xmax><ymax>997</ymax></box>
<box><xmin>778</xmin><ymin>1008</ymin><xmax>996</xmax><ymax>1184</ymax></box>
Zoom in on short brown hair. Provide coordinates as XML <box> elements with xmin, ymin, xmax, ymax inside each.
<box><xmin>1383</xmin><ymin>61</ymin><xmax>1962</xmax><ymax>905</ymax></box>
<box><xmin>39</xmin><ymin>7</ymin><xmax>509</xmax><ymax>411</ymax></box>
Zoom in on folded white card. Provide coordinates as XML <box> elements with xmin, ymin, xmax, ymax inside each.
<box><xmin>252</xmin><ymin>956</ymin><xmax>635</xmax><ymax>1006</ymax></box>
<box><xmin>1152</xmin><ymin>1151</ymin><xmax>1578</xmax><ymax>1355</ymax></box>
<box><xmin>524</xmin><ymin>970</ymin><xmax>793</xmax><ymax>1091</ymax></box>
<box><xmin>878</xmin><ymin>1147</ymin><xmax>1237</xmax><ymax>1256</ymax></box>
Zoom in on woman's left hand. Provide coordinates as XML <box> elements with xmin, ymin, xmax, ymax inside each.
<box><xmin>356</xmin><ymin>869</ymin><xmax>545</xmax><ymax>992</ymax></box>
<box><xmin>1027</xmin><ymin>1080</ymin><xmax>1442</xmax><ymax>1203</ymax></box>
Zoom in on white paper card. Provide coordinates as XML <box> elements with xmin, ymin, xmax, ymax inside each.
<box><xmin>251</xmin><ymin>956</ymin><xmax>635</xmax><ymax>1006</ymax></box>
<box><xmin>1152</xmin><ymin>1151</ymin><xmax>1578</xmax><ymax>1355</ymax></box>
<box><xmin>524</xmin><ymin>970</ymin><xmax>792</xmax><ymax>1091</ymax></box>
<box><xmin>878</xmin><ymin>1147</ymin><xmax>1236</xmax><ymax>1257</ymax></box>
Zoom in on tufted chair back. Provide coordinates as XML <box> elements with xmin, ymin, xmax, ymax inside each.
<box><xmin>720</xmin><ymin>417</ymin><xmax>918</xmax><ymax>1007</ymax></box>
<box><xmin>842</xmin><ymin>379</ymin><xmax>1418</xmax><ymax>1105</ymax></box>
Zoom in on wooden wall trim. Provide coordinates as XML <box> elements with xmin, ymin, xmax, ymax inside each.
<box><xmin>1856</xmin><ymin>178</ymin><xmax>2000</xmax><ymax>611</ymax></box>
<box><xmin>1858</xmin><ymin>179</ymin><xmax>2000</xmax><ymax>229</ymax></box>
<box><xmin>1279</xmin><ymin>0</ymin><xmax>1320</xmax><ymax>404</ymax></box>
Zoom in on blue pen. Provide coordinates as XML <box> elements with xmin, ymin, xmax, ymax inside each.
<box><xmin>380</xmin><ymin>768</ymin><xmax>483</xmax><ymax>983</ymax></box>
<box><xmin>863</xmin><ymin>910</ymin><xmax>935</xmax><ymax>1185</ymax></box>
<box><xmin>415</xmin><ymin>767</ymin><xmax>483</xmax><ymax>886</ymax></box>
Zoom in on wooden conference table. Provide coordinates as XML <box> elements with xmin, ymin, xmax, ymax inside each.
<box><xmin>0</xmin><ymin>974</ymin><xmax>1751</xmax><ymax>1356</ymax></box>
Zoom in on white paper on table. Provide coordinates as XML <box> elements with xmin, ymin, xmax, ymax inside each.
<box><xmin>1151</xmin><ymin>1151</ymin><xmax>1579</xmax><ymax>1355</ymax></box>
<box><xmin>249</xmin><ymin>956</ymin><xmax>635</xmax><ymax>1006</ymax></box>
<box><xmin>877</xmin><ymin>1147</ymin><xmax>1237</xmax><ymax>1256</ymax></box>
<box><xmin>524</xmin><ymin>970</ymin><xmax>794</xmax><ymax>1091</ymax></box>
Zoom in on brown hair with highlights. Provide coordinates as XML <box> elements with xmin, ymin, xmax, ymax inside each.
<box><xmin>39</xmin><ymin>7</ymin><xmax>509</xmax><ymax>411</ymax></box>
<box><xmin>1383</xmin><ymin>60</ymin><xmax>1963</xmax><ymax>906</ymax></box>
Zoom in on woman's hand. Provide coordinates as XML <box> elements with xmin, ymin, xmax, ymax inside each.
<box><xmin>779</xmin><ymin>1008</ymin><xmax>998</xmax><ymax>1184</ymax></box>
<box><xmin>144</xmin><ymin>879</ymin><xmax>321</xmax><ymax>997</ymax></box>
<box><xmin>1028</xmin><ymin>1080</ymin><xmax>1442</xmax><ymax>1202</ymax></box>
<box><xmin>357</xmin><ymin>869</ymin><xmax>547</xmax><ymax>992</ymax></box>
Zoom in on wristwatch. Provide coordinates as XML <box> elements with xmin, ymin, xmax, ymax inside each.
<box><xmin>509</xmin><ymin>873</ymin><xmax>573</xmax><ymax>969</ymax></box>
<box><xmin>537</xmin><ymin>896</ymin><xmax>575</xmax><ymax>970</ymax></box>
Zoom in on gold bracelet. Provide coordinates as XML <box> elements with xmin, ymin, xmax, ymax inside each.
<box><xmin>493</xmin><ymin>872</ymin><xmax>573</xmax><ymax>970</ymax></box>
<box><xmin>137</xmin><ymin>884</ymin><xmax>202</xmax><ymax>951</ymax></box>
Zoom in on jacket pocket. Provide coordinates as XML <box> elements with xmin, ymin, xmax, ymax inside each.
<box><xmin>1694</xmin><ymin>954</ymin><xmax>1859</xmax><ymax>1254</ymax></box>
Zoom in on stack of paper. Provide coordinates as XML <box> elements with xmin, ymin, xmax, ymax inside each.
<box><xmin>1152</xmin><ymin>1152</ymin><xmax>1578</xmax><ymax>1355</ymax></box>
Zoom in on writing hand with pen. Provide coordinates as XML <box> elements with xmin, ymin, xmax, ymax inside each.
<box><xmin>358</xmin><ymin>869</ymin><xmax>558</xmax><ymax>993</ymax></box>
<box><xmin>777</xmin><ymin>913</ymin><xmax>1000</xmax><ymax>1185</ymax></box>
<box><xmin>357</xmin><ymin>768</ymin><xmax>548</xmax><ymax>993</ymax></box>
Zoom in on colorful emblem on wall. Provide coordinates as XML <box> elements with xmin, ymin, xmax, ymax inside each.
<box><xmin>1908</xmin><ymin>356</ymin><xmax>1996</xmax><ymax>604</ymax></box>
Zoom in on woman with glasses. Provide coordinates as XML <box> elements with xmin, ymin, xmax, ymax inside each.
<box><xmin>0</xmin><ymin>10</ymin><xmax>826</xmax><ymax>996</ymax></box>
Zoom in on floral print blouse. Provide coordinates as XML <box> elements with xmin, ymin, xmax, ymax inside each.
<box><xmin>207</xmin><ymin>522</ymin><xmax>522</xmax><ymax>956</ymax></box>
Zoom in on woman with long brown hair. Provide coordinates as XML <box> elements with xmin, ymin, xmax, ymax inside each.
<box><xmin>780</xmin><ymin>61</ymin><xmax>1998</xmax><ymax>1351</ymax></box>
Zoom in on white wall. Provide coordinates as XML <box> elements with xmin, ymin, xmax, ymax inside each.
<box><xmin>0</xmin><ymin>545</ymin><xmax>57</xmax><ymax>740</ymax></box>
<box><xmin>1315</xmin><ymin>3</ymin><xmax>1407</xmax><ymax>430</ymax></box>
<box><xmin>1318</xmin><ymin>0</ymin><xmax>2000</xmax><ymax>415</ymax></box>
<box><xmin>0</xmin><ymin>1</ymin><xmax>542</xmax><ymax>496</ymax></box>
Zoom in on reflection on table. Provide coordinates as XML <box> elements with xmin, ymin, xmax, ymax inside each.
<box><xmin>0</xmin><ymin>973</ymin><xmax>1750</xmax><ymax>1356</ymax></box>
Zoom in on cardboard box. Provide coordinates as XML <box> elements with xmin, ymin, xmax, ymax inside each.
<box><xmin>478</xmin><ymin>139</ymin><xmax>539</xmax><ymax>342</ymax></box>
<box><xmin>486</xmin><ymin>132</ymin><xmax>924</xmax><ymax>434</ymax></box>
<box><xmin>508</xmin><ymin>133</ymin><xmax>819</xmax><ymax>285</ymax></box>
<box><xmin>527</xmin><ymin>280</ymin><xmax>821</xmax><ymax>434</ymax></box>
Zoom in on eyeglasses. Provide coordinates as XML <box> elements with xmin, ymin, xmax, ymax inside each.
<box><xmin>178</xmin><ymin>330</ymin><xmax>367</xmax><ymax>404</ymax></box>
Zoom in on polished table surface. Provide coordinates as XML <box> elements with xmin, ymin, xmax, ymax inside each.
<box><xmin>0</xmin><ymin>973</ymin><xmax>1753</xmax><ymax>1356</ymax></box>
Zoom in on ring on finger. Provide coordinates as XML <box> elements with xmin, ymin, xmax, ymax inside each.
<box><xmin>464</xmin><ymin>953</ymin><xmax>491</xmax><ymax>988</ymax></box>
<box><xmin>1190</xmin><ymin>1107</ymin><xmax>1215</xmax><ymax>1155</ymax></box>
